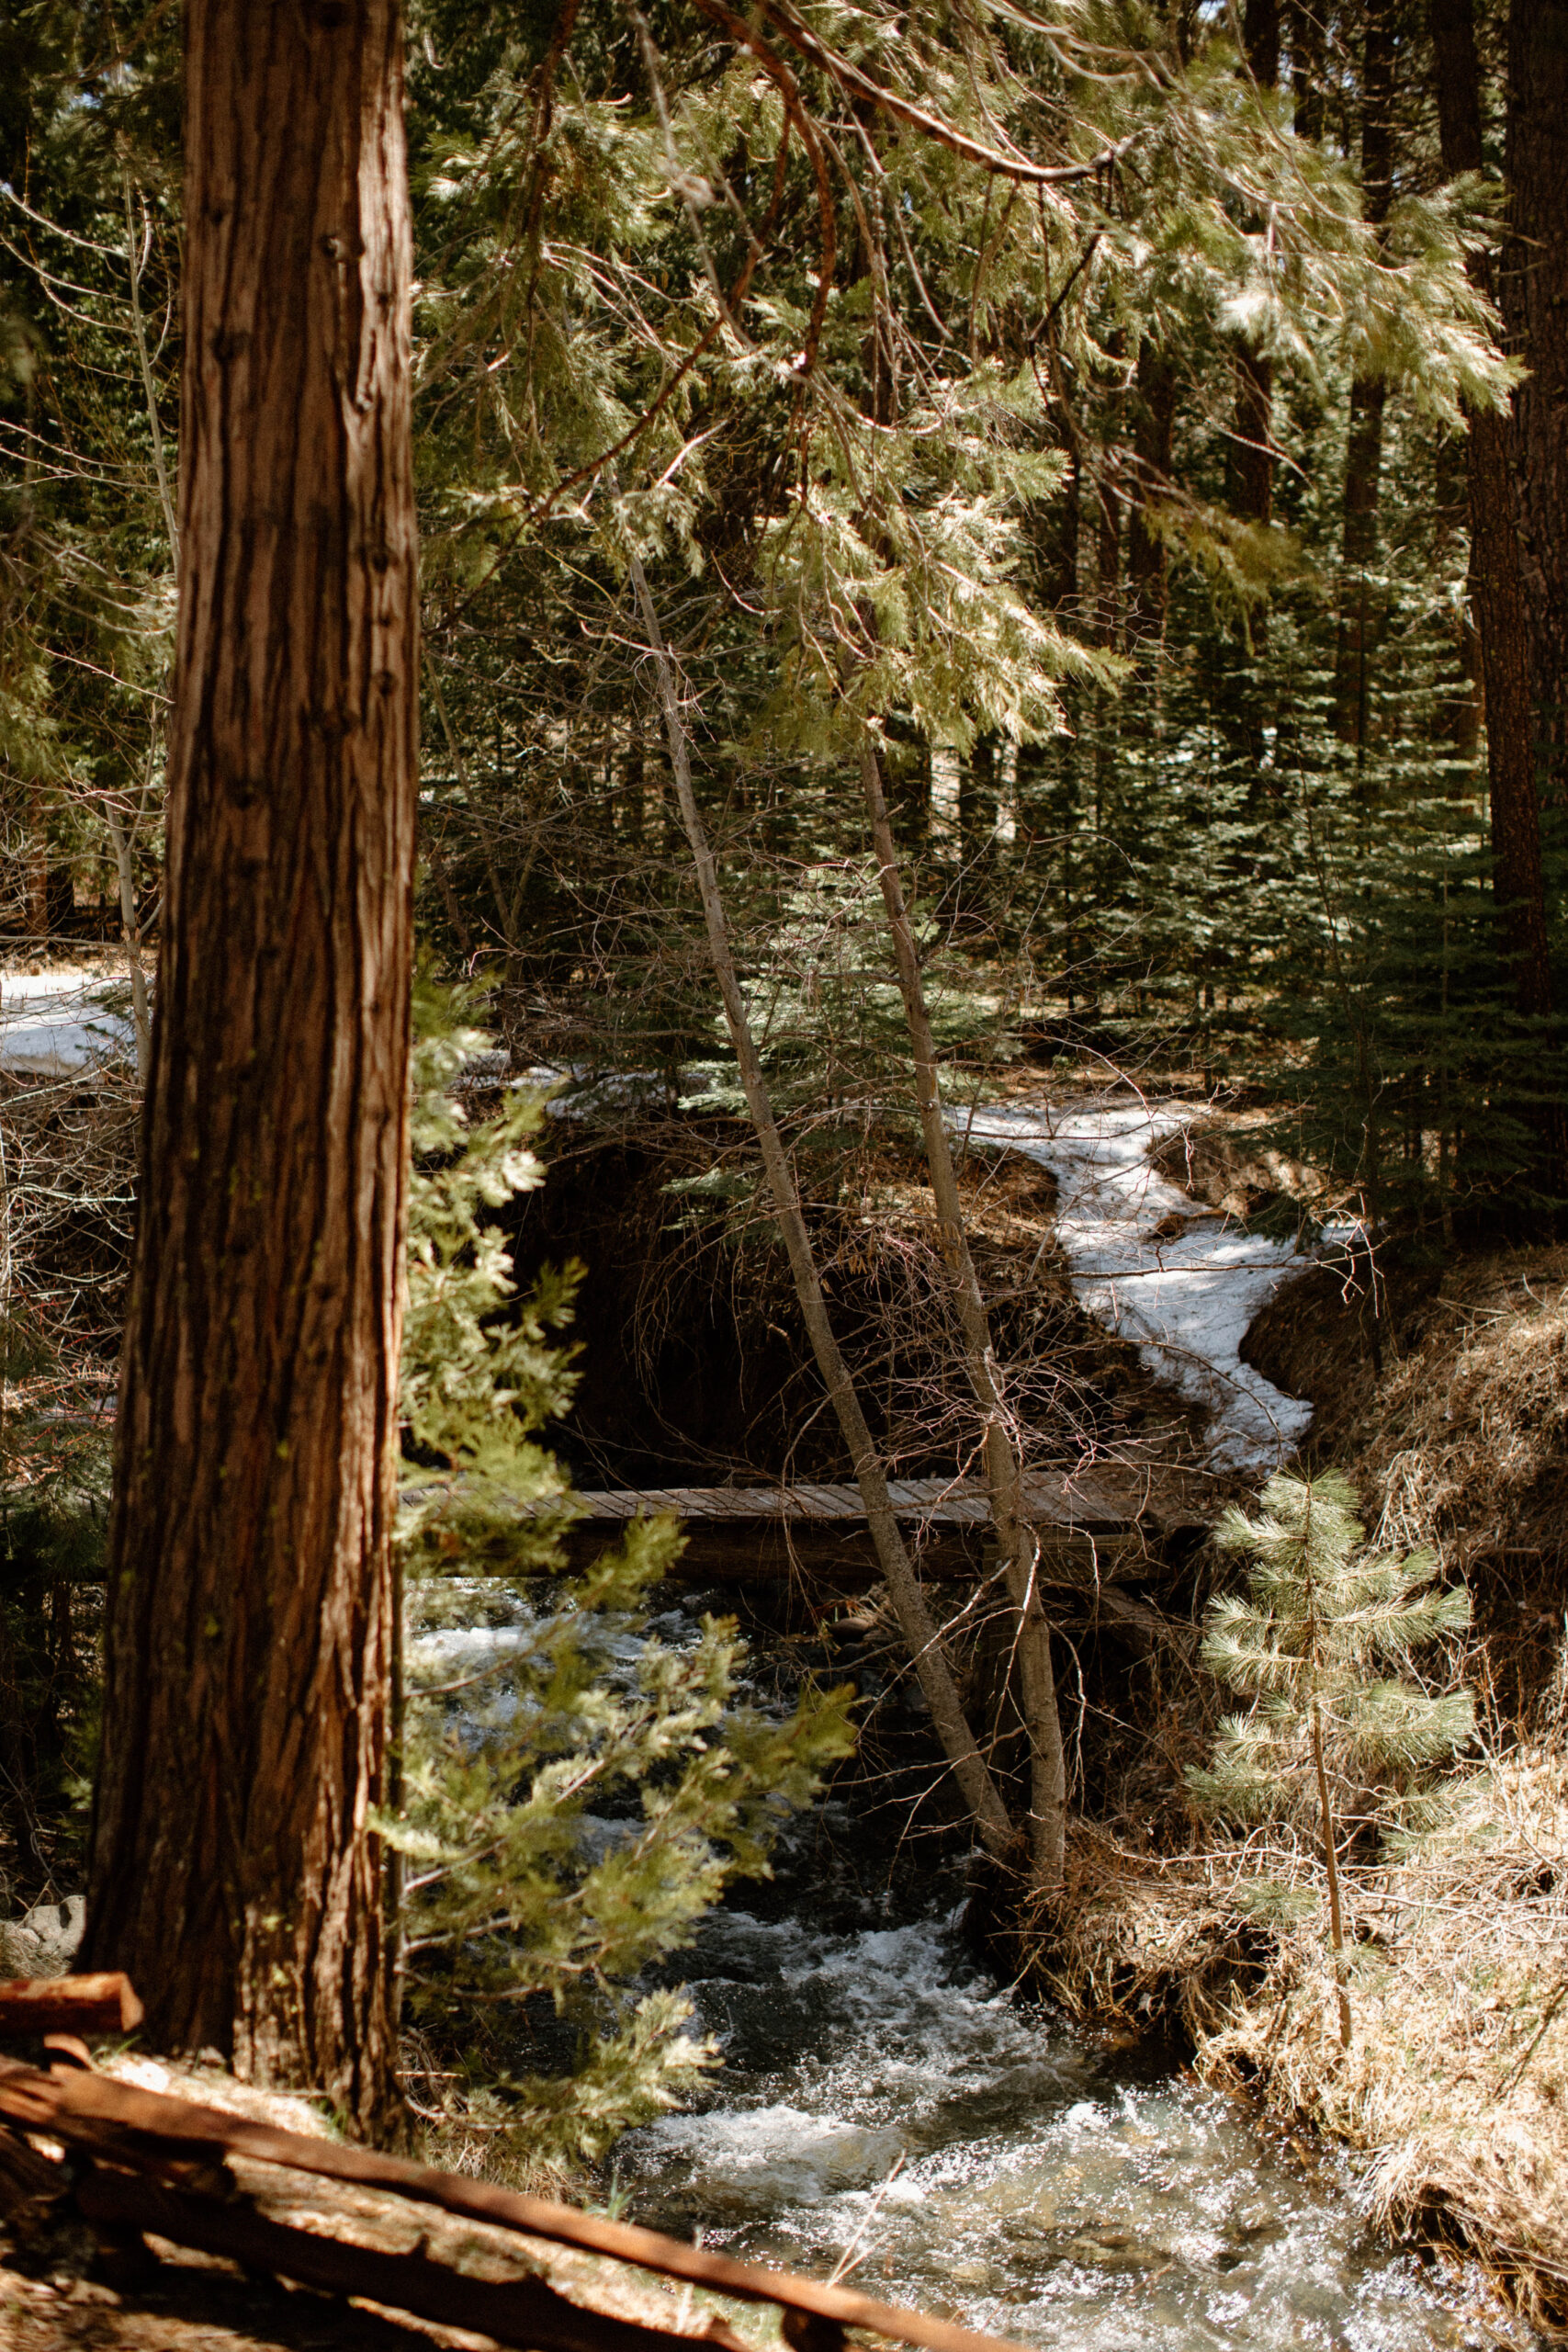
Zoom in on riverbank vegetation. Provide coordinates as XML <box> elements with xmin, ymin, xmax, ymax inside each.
<box><xmin>5</xmin><ymin>0</ymin><xmax>1568</xmax><ymax>2335</ymax></box>
<box><xmin>1045</xmin><ymin>1271</ymin><xmax>1568</xmax><ymax>2329</ymax></box>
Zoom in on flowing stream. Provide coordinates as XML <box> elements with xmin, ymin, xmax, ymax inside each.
<box><xmin>615</xmin><ymin>1100</ymin><xmax>1495</xmax><ymax>2348</ymax></box>
<box><xmin>446</xmin><ymin>1087</ymin><xmax>1510</xmax><ymax>2347</ymax></box>
<box><xmin>616</xmin><ymin>1791</ymin><xmax>1506</xmax><ymax>2352</ymax></box>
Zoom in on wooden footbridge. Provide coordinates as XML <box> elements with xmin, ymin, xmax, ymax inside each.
<box><xmin>563</xmin><ymin>1465</ymin><xmax>1202</xmax><ymax>1587</ymax></box>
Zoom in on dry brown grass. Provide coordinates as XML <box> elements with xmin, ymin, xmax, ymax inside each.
<box><xmin>1242</xmin><ymin>1242</ymin><xmax>1568</xmax><ymax>1711</ymax></box>
<box><xmin>1249</xmin><ymin>1243</ymin><xmax>1568</xmax><ymax>1589</ymax></box>
<box><xmin>1041</xmin><ymin>1826</ymin><xmax>1278</xmax><ymax>2042</ymax></box>
<box><xmin>1048</xmin><ymin>1738</ymin><xmax>1568</xmax><ymax>2333</ymax></box>
<box><xmin>1214</xmin><ymin>1744</ymin><xmax>1568</xmax><ymax>2332</ymax></box>
<box><xmin>1032</xmin><ymin>1190</ymin><xmax>1568</xmax><ymax>2326</ymax></box>
<box><xmin>1363</xmin><ymin>1252</ymin><xmax>1568</xmax><ymax>1581</ymax></box>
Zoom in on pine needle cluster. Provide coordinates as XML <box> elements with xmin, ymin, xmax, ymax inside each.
<box><xmin>1188</xmin><ymin>1470</ymin><xmax>1474</xmax><ymax>1845</ymax></box>
<box><xmin>384</xmin><ymin>980</ymin><xmax>854</xmax><ymax>2163</ymax></box>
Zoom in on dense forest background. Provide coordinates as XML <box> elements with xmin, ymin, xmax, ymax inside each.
<box><xmin>2</xmin><ymin>0</ymin><xmax>1554</xmax><ymax>1268</ymax></box>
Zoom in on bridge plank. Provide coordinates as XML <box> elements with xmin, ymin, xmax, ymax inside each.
<box><xmin>568</xmin><ymin>1470</ymin><xmax>1190</xmax><ymax>1532</ymax></box>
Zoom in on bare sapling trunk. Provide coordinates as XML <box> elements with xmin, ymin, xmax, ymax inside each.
<box><xmin>104</xmin><ymin>809</ymin><xmax>152</xmax><ymax>1086</ymax></box>
<box><xmin>858</xmin><ymin>741</ymin><xmax>1067</xmax><ymax>1898</ymax></box>
<box><xmin>103</xmin><ymin>732</ymin><xmax>159</xmax><ymax>1088</ymax></box>
<box><xmin>116</xmin><ymin>167</ymin><xmax>173</xmax><ymax>1094</ymax></box>
<box><xmin>1302</xmin><ymin>1491</ymin><xmax>1352</xmax><ymax>2052</ymax></box>
<box><xmin>628</xmin><ymin>556</ymin><xmax>1016</xmax><ymax>1867</ymax></box>
<box><xmin>123</xmin><ymin>165</ymin><xmax>179</xmax><ymax>584</ymax></box>
<box><xmin>1310</xmin><ymin>1696</ymin><xmax>1353</xmax><ymax>2052</ymax></box>
<box><xmin>84</xmin><ymin>0</ymin><xmax>418</xmax><ymax>2135</ymax></box>
<box><xmin>25</xmin><ymin>784</ymin><xmax>47</xmax><ymax>942</ymax></box>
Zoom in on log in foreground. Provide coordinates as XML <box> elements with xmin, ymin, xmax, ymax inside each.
<box><xmin>0</xmin><ymin>1975</ymin><xmax>144</xmax><ymax>2037</ymax></box>
<box><xmin>73</xmin><ymin>2162</ymin><xmax>750</xmax><ymax>2352</ymax></box>
<box><xmin>0</xmin><ymin>2057</ymin><xmax>1032</xmax><ymax>2352</ymax></box>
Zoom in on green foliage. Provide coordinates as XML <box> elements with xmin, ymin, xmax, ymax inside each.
<box><xmin>3</xmin><ymin>1</ymin><xmax>1549</xmax><ymax>1228</ymax></box>
<box><xmin>0</xmin><ymin>1314</ymin><xmax>111</xmax><ymax>1891</ymax></box>
<box><xmin>385</xmin><ymin>980</ymin><xmax>855</xmax><ymax>2162</ymax></box>
<box><xmin>676</xmin><ymin>854</ymin><xmax>1021</xmax><ymax>1146</ymax></box>
<box><xmin>1187</xmin><ymin>1471</ymin><xmax>1474</xmax><ymax>1844</ymax></box>
<box><xmin>390</xmin><ymin>0</ymin><xmax>1540</xmax><ymax>1246</ymax></box>
<box><xmin>0</xmin><ymin>2</ymin><xmax>179</xmax><ymax>928</ymax></box>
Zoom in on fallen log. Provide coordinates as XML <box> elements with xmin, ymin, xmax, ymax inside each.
<box><xmin>73</xmin><ymin>2161</ymin><xmax>750</xmax><ymax>2352</ymax></box>
<box><xmin>0</xmin><ymin>2058</ymin><xmax>1030</xmax><ymax>2352</ymax></box>
<box><xmin>0</xmin><ymin>1975</ymin><xmax>144</xmax><ymax>2037</ymax></box>
<box><xmin>0</xmin><ymin>2114</ymin><xmax>63</xmax><ymax>2212</ymax></box>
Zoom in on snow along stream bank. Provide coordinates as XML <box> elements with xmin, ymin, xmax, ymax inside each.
<box><xmin>531</xmin><ymin>1069</ymin><xmax>1330</xmax><ymax>1477</ymax></box>
<box><xmin>957</xmin><ymin>1099</ymin><xmax>1326</xmax><ymax>1476</ymax></box>
<box><xmin>0</xmin><ymin>1008</ymin><xmax>1326</xmax><ymax>1484</ymax></box>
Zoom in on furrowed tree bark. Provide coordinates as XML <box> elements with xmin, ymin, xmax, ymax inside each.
<box><xmin>83</xmin><ymin>0</ymin><xmax>418</xmax><ymax>2135</ymax></box>
<box><xmin>1429</xmin><ymin>0</ymin><xmax>1552</xmax><ymax>1027</ymax></box>
<box><xmin>628</xmin><ymin>555</ymin><xmax>1016</xmax><ymax>1868</ymax></box>
<box><xmin>1241</xmin><ymin>0</ymin><xmax>1280</xmax><ymax>92</ymax></box>
<box><xmin>1126</xmin><ymin>340</ymin><xmax>1178</xmax><ymax>657</ymax></box>
<box><xmin>1231</xmin><ymin>0</ymin><xmax>1279</xmax><ymax>599</ymax></box>
<box><xmin>1228</xmin><ymin>0</ymin><xmax>1280</xmax><ymax>781</ymax></box>
<box><xmin>857</xmin><ymin>739</ymin><xmax>1067</xmax><ymax>1897</ymax></box>
<box><xmin>1230</xmin><ymin>345</ymin><xmax>1274</xmax><ymax>536</ymax></box>
<box><xmin>1504</xmin><ymin>0</ymin><xmax>1568</xmax><ymax>816</ymax></box>
<box><xmin>1232</xmin><ymin>0</ymin><xmax>1278</xmax><ymax>537</ymax></box>
<box><xmin>959</xmin><ymin>735</ymin><xmax>999</xmax><ymax>884</ymax></box>
<box><xmin>1332</xmin><ymin>0</ymin><xmax>1395</xmax><ymax>752</ymax></box>
<box><xmin>1287</xmin><ymin>0</ymin><xmax>1325</xmax><ymax>141</ymax></box>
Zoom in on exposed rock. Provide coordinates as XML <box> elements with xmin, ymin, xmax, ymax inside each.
<box><xmin>0</xmin><ymin>1898</ymin><xmax>85</xmax><ymax>1980</ymax></box>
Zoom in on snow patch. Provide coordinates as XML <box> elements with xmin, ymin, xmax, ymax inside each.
<box><xmin>0</xmin><ymin>967</ymin><xmax>136</xmax><ymax>1075</ymax></box>
<box><xmin>959</xmin><ymin>1098</ymin><xmax>1315</xmax><ymax>1475</ymax></box>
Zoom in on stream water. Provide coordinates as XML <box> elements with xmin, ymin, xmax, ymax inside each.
<box><xmin>617</xmin><ymin>1792</ymin><xmax>1509</xmax><ymax>2352</ymax></box>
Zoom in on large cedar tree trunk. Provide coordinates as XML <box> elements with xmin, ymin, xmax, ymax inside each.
<box><xmin>1429</xmin><ymin>0</ymin><xmax>1551</xmax><ymax>1023</ymax></box>
<box><xmin>83</xmin><ymin>0</ymin><xmax>418</xmax><ymax>2137</ymax></box>
<box><xmin>1504</xmin><ymin>1</ymin><xmax>1568</xmax><ymax>819</ymax></box>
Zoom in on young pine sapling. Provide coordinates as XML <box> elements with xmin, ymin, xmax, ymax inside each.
<box><xmin>1187</xmin><ymin>1471</ymin><xmax>1473</xmax><ymax>2051</ymax></box>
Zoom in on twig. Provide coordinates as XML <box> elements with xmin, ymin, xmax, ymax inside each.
<box><xmin>827</xmin><ymin>2152</ymin><xmax>906</xmax><ymax>2285</ymax></box>
<box><xmin>1490</xmin><ymin>1977</ymin><xmax>1568</xmax><ymax>2107</ymax></box>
